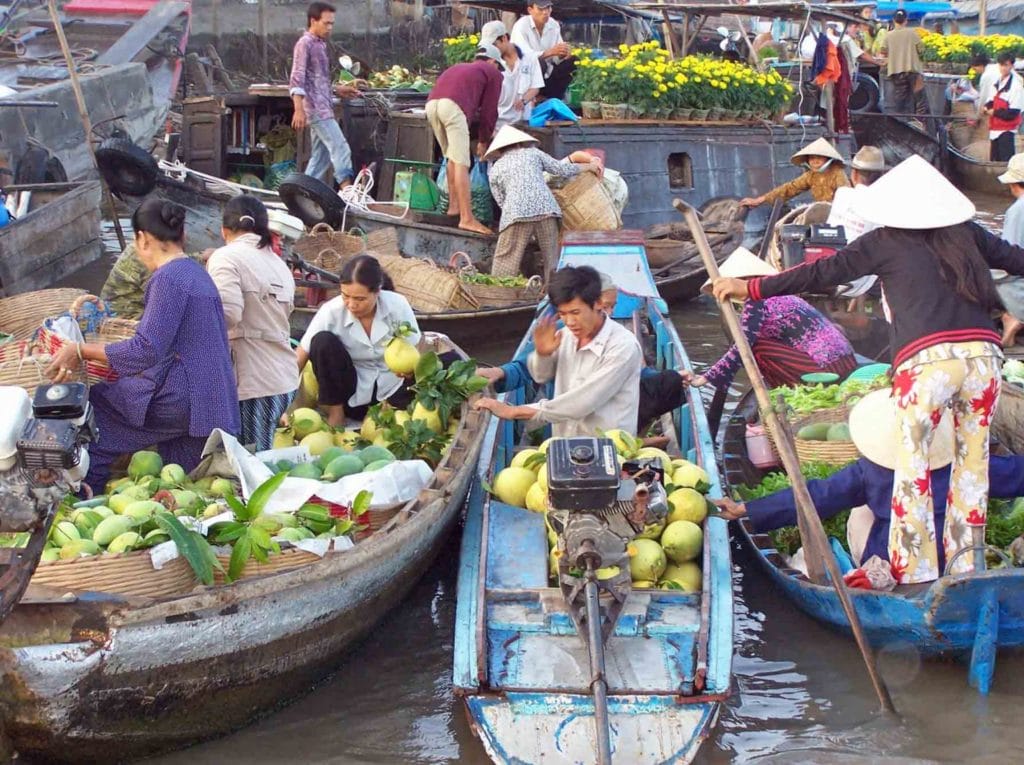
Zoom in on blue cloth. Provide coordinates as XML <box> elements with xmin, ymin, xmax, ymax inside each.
<box><xmin>529</xmin><ymin>98</ymin><xmax>579</xmax><ymax>127</ymax></box>
<box><xmin>810</xmin><ymin>32</ymin><xmax>831</xmax><ymax>80</ymax></box>
<box><xmin>746</xmin><ymin>456</ymin><xmax>1024</xmax><ymax>570</ymax></box>
<box><xmin>306</xmin><ymin>117</ymin><xmax>353</xmax><ymax>185</ymax></box>
<box><xmin>240</xmin><ymin>390</ymin><xmax>296</xmax><ymax>452</ymax></box>
<box><xmin>495</xmin><ymin>358</ymin><xmax>659</xmax><ymax>393</ymax></box>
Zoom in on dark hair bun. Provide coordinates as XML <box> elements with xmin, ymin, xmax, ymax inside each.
<box><xmin>161</xmin><ymin>203</ymin><xmax>186</xmax><ymax>231</ymax></box>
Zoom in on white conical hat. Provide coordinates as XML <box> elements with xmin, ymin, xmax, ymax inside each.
<box><xmin>791</xmin><ymin>137</ymin><xmax>845</xmax><ymax>166</ymax></box>
<box><xmin>848</xmin><ymin>388</ymin><xmax>954</xmax><ymax>470</ymax></box>
<box><xmin>700</xmin><ymin>247</ymin><xmax>777</xmax><ymax>293</ymax></box>
<box><xmin>852</xmin><ymin>154</ymin><xmax>975</xmax><ymax>229</ymax></box>
<box><xmin>483</xmin><ymin>125</ymin><xmax>538</xmax><ymax>161</ymax></box>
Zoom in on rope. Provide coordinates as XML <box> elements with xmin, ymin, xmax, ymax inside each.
<box><xmin>338</xmin><ymin>166</ymin><xmax>408</xmax><ymax>231</ymax></box>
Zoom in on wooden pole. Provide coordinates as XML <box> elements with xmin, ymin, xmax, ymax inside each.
<box><xmin>673</xmin><ymin>198</ymin><xmax>897</xmax><ymax>715</ymax></box>
<box><xmin>258</xmin><ymin>0</ymin><xmax>268</xmax><ymax>77</ymax></box>
<box><xmin>47</xmin><ymin>0</ymin><xmax>126</xmax><ymax>250</ymax></box>
<box><xmin>980</xmin><ymin>0</ymin><xmax>988</xmax><ymax>36</ymax></box>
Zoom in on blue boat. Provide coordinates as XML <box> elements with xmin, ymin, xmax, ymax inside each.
<box><xmin>722</xmin><ymin>390</ymin><xmax>1024</xmax><ymax>694</ymax></box>
<box><xmin>453</xmin><ymin>232</ymin><xmax>733</xmax><ymax>764</ymax></box>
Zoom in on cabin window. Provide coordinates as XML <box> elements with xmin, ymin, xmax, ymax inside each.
<box><xmin>667</xmin><ymin>153</ymin><xmax>693</xmax><ymax>188</ymax></box>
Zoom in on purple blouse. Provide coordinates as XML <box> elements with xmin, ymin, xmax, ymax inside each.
<box><xmin>101</xmin><ymin>259</ymin><xmax>240</xmax><ymax>438</ymax></box>
<box><xmin>289</xmin><ymin>31</ymin><xmax>334</xmax><ymax>122</ymax></box>
<box><xmin>704</xmin><ymin>295</ymin><xmax>854</xmax><ymax>388</ymax></box>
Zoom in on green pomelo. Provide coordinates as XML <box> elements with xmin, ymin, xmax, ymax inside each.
<box><xmin>667</xmin><ymin>488</ymin><xmax>708</xmax><ymax>525</ymax></box>
<box><xmin>128</xmin><ymin>450</ymin><xmax>163</xmax><ymax>480</ymax></box>
<box><xmin>628</xmin><ymin>538</ymin><xmax>667</xmax><ymax>582</ymax></box>
<box><xmin>493</xmin><ymin>467</ymin><xmax>536</xmax><ymax>508</ymax></box>
<box><xmin>363</xmin><ymin>459</ymin><xmax>392</xmax><ymax>472</ymax></box>
<box><xmin>661</xmin><ymin>521</ymin><xmax>703</xmax><ymax>564</ymax></box>
<box><xmin>358</xmin><ymin>445</ymin><xmax>395</xmax><ymax>465</ymax></box>
<box><xmin>323</xmin><ymin>454</ymin><xmax>365</xmax><ymax>481</ymax></box>
<box><xmin>661</xmin><ymin>561</ymin><xmax>702</xmax><ymax>592</ymax></box>
<box><xmin>291</xmin><ymin>407</ymin><xmax>323</xmax><ymax>439</ymax></box>
<box><xmin>289</xmin><ymin>462</ymin><xmax>323</xmax><ymax>479</ymax></box>
<box><xmin>671</xmin><ymin>461</ymin><xmax>711</xmax><ymax>493</ymax></box>
<box><xmin>317</xmin><ymin>447</ymin><xmax>347</xmax><ymax>470</ymax></box>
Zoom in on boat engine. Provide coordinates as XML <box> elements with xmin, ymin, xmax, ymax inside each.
<box><xmin>547</xmin><ymin>436</ymin><xmax>670</xmax><ymax>765</ymax></box>
<box><xmin>779</xmin><ymin>223</ymin><xmax>848</xmax><ymax>269</ymax></box>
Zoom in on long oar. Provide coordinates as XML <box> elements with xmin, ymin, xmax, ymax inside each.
<box><xmin>673</xmin><ymin>198</ymin><xmax>897</xmax><ymax>715</ymax></box>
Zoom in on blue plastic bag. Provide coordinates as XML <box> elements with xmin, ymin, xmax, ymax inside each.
<box><xmin>529</xmin><ymin>98</ymin><xmax>579</xmax><ymax>127</ymax></box>
<box><xmin>469</xmin><ymin>160</ymin><xmax>493</xmax><ymax>224</ymax></box>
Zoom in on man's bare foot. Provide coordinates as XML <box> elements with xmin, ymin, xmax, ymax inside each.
<box><xmin>459</xmin><ymin>220</ymin><xmax>493</xmax><ymax>236</ymax></box>
<box><xmin>1002</xmin><ymin>314</ymin><xmax>1023</xmax><ymax>347</ymax></box>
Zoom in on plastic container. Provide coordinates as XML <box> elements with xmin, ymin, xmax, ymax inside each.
<box><xmin>801</xmin><ymin>372</ymin><xmax>840</xmax><ymax>384</ymax></box>
<box><xmin>0</xmin><ymin>387</ymin><xmax>32</xmax><ymax>470</ymax></box>
<box><xmin>847</xmin><ymin>363</ymin><xmax>891</xmax><ymax>382</ymax></box>
<box><xmin>745</xmin><ymin>424</ymin><xmax>778</xmax><ymax>469</ymax></box>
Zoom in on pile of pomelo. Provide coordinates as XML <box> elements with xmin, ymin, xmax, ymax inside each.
<box><xmin>491</xmin><ymin>430</ymin><xmax>712</xmax><ymax>593</ymax></box>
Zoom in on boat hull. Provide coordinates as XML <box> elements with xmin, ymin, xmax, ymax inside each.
<box><xmin>949</xmin><ymin>147</ymin><xmax>1007</xmax><ymax>196</ymax></box>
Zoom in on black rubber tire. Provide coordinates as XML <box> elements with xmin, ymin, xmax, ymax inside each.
<box><xmin>44</xmin><ymin>155</ymin><xmax>67</xmax><ymax>183</ymax></box>
<box><xmin>14</xmin><ymin>147</ymin><xmax>47</xmax><ymax>184</ymax></box>
<box><xmin>95</xmin><ymin>136</ymin><xmax>159</xmax><ymax>197</ymax></box>
<box><xmin>278</xmin><ymin>172</ymin><xmax>345</xmax><ymax>229</ymax></box>
<box><xmin>849</xmin><ymin>73</ymin><xmax>881</xmax><ymax>114</ymax></box>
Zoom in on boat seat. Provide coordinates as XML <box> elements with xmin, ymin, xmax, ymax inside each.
<box><xmin>485</xmin><ymin>501</ymin><xmax>549</xmax><ymax>590</ymax></box>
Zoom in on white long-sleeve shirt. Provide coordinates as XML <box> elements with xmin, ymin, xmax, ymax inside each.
<box><xmin>511</xmin><ymin>15</ymin><xmax>564</xmax><ymax>76</ymax></box>
<box><xmin>527</xmin><ymin>316</ymin><xmax>642</xmax><ymax>437</ymax></box>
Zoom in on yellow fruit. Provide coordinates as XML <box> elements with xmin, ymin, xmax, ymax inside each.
<box><xmin>411</xmin><ymin>401</ymin><xmax>443</xmax><ymax>433</ymax></box>
<box><xmin>334</xmin><ymin>430</ymin><xmax>360</xmax><ymax>450</ymax></box>
<box><xmin>632</xmin><ymin>580</ymin><xmax>656</xmax><ymax>589</ymax></box>
<box><xmin>627</xmin><ymin>538</ymin><xmax>667</xmax><ymax>582</ymax></box>
<box><xmin>671</xmin><ymin>461</ymin><xmax>711</xmax><ymax>493</ymax></box>
<box><xmin>273</xmin><ymin>428</ymin><xmax>296</xmax><ymax>449</ymax></box>
<box><xmin>394</xmin><ymin>410</ymin><xmax>411</xmax><ymax>427</ymax></box>
<box><xmin>301</xmin><ymin>362</ymin><xmax>318</xmax><ymax>405</ymax></box>
<box><xmin>661</xmin><ymin>561</ymin><xmax>702</xmax><ymax>592</ymax></box>
<box><xmin>108</xmin><ymin>494</ymin><xmax>134</xmax><ymax>514</ymax></box>
<box><xmin>667</xmin><ymin>488</ymin><xmax>708</xmax><ymax>525</ymax></box>
<box><xmin>511</xmin><ymin>448</ymin><xmax>542</xmax><ymax>472</ymax></box>
<box><xmin>59</xmin><ymin>539</ymin><xmax>100</xmax><ymax>559</ymax></box>
<box><xmin>492</xmin><ymin>467</ymin><xmax>537</xmax><ymax>508</ymax></box>
<box><xmin>106</xmin><ymin>531</ymin><xmax>142</xmax><ymax>554</ymax></box>
<box><xmin>360</xmin><ymin>416</ymin><xmax>379</xmax><ymax>442</ymax></box>
<box><xmin>291</xmin><ymin>408</ymin><xmax>323</xmax><ymax>439</ymax></box>
<box><xmin>603</xmin><ymin>429</ymin><xmax>639</xmax><ymax>457</ymax></box>
<box><xmin>549</xmin><ymin>547</ymin><xmax>561</xmax><ymax>579</ymax></box>
<box><xmin>536</xmin><ymin>463</ymin><xmax>549</xmax><ymax>493</ymax></box>
<box><xmin>661</xmin><ymin>521</ymin><xmax>703</xmax><ymax>564</ymax></box>
<box><xmin>596</xmin><ymin>565</ymin><xmax>620</xmax><ymax>580</ymax></box>
<box><xmin>525</xmin><ymin>481</ymin><xmax>547</xmax><ymax>513</ymax></box>
<box><xmin>537</xmin><ymin>437</ymin><xmax>555</xmax><ymax>455</ymax></box>
<box><xmin>300</xmin><ymin>430</ymin><xmax>335</xmax><ymax>457</ymax></box>
<box><xmin>384</xmin><ymin>336</ymin><xmax>421</xmax><ymax>376</ymax></box>
<box><xmin>92</xmin><ymin>515</ymin><xmax>134</xmax><ymax>546</ymax></box>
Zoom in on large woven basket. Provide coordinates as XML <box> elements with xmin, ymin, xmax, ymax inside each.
<box><xmin>214</xmin><ymin>546</ymin><xmax>322</xmax><ymax>583</ymax></box>
<box><xmin>291</xmin><ymin>223</ymin><xmax>366</xmax><ymax>272</ymax></box>
<box><xmin>449</xmin><ymin>252</ymin><xmax>544</xmax><ymax>308</ymax></box>
<box><xmin>0</xmin><ymin>288</ymin><xmax>87</xmax><ymax>341</ymax></box>
<box><xmin>36</xmin><ymin>296</ymin><xmax>138</xmax><ymax>384</ymax></box>
<box><xmin>765</xmin><ymin>407</ymin><xmax>859</xmax><ymax>465</ymax></box>
<box><xmin>30</xmin><ymin>551</ymin><xmax>197</xmax><ymax>598</ymax></box>
<box><xmin>0</xmin><ymin>339</ymin><xmax>82</xmax><ymax>396</ymax></box>
<box><xmin>377</xmin><ymin>253</ymin><xmax>478</xmax><ymax>313</ymax></box>
<box><xmin>551</xmin><ymin>172</ymin><xmax>620</xmax><ymax>231</ymax></box>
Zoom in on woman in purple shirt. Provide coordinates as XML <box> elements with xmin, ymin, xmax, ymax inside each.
<box><xmin>48</xmin><ymin>198</ymin><xmax>240</xmax><ymax>492</ymax></box>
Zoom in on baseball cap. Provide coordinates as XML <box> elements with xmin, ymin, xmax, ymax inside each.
<box><xmin>893</xmin><ymin>9</ymin><xmax>907</xmax><ymax>22</ymax></box>
<box><xmin>475</xmin><ymin>43</ymin><xmax>506</xmax><ymax>70</ymax></box>
<box><xmin>480</xmin><ymin>20</ymin><xmax>509</xmax><ymax>47</ymax></box>
<box><xmin>529</xmin><ymin>0</ymin><xmax>553</xmax><ymax>7</ymax></box>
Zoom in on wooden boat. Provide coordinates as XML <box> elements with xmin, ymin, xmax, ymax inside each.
<box><xmin>721</xmin><ymin>388</ymin><xmax>1024</xmax><ymax>694</ymax></box>
<box><xmin>0</xmin><ymin>181</ymin><xmax>103</xmax><ymax>295</ymax></box>
<box><xmin>850</xmin><ymin>112</ymin><xmax>949</xmax><ymax>175</ymax></box>
<box><xmin>454</xmin><ymin>231</ymin><xmax>733</xmax><ymax>763</ymax></box>
<box><xmin>0</xmin><ymin>337</ymin><xmax>488</xmax><ymax>761</ymax></box>
<box><xmin>949</xmin><ymin>145</ymin><xmax>1007</xmax><ymax>196</ymax></box>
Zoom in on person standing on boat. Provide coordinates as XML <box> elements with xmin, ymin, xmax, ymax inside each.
<box><xmin>483</xmin><ymin>125</ymin><xmax>602</xmax><ymax>279</ymax></box>
<box><xmin>881</xmin><ymin>10</ymin><xmax>927</xmax><ymax>119</ymax></box>
<box><xmin>480</xmin><ymin>20</ymin><xmax>544</xmax><ymax>129</ymax></box>
<box><xmin>712</xmin><ymin>156</ymin><xmax>1024</xmax><ymax>584</ymax></box>
<box><xmin>207</xmin><ymin>195</ymin><xmax>298</xmax><ymax>452</ymax></box>
<box><xmin>296</xmin><ymin>255</ymin><xmax>420</xmax><ymax>428</ymax></box>
<box><xmin>290</xmin><ymin>2</ymin><xmax>362</xmax><ymax>191</ymax></box>
<box><xmin>426</xmin><ymin>45</ymin><xmax>505</xmax><ymax>235</ymax></box>
<box><xmin>510</xmin><ymin>0</ymin><xmax>575</xmax><ymax>101</ymax></box>
<box><xmin>473</xmin><ymin>265</ymin><xmax>642</xmax><ymax>437</ymax></box>
<box><xmin>46</xmin><ymin>198</ymin><xmax>240</xmax><ymax>492</ymax></box>
<box><xmin>979</xmin><ymin>52</ymin><xmax>1024</xmax><ymax>163</ymax></box>
<box><xmin>683</xmin><ymin>249</ymin><xmax>856</xmax><ymax>393</ymax></box>
<box><xmin>995</xmin><ymin>154</ymin><xmax>1024</xmax><ymax>346</ymax></box>
<box><xmin>712</xmin><ymin>390</ymin><xmax>1024</xmax><ymax>574</ymax></box>
<box><xmin>739</xmin><ymin>138</ymin><xmax>849</xmax><ymax>209</ymax></box>
<box><xmin>826</xmin><ymin>145</ymin><xmax>887</xmax><ymax>302</ymax></box>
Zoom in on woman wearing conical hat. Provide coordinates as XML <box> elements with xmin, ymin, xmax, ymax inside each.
<box><xmin>713</xmin><ymin>155</ymin><xmax>1024</xmax><ymax>585</ymax></box>
<box><xmin>483</xmin><ymin>125</ymin><xmax>603</xmax><ymax>279</ymax></box>
<box><xmin>739</xmin><ymin>137</ymin><xmax>850</xmax><ymax>209</ymax></box>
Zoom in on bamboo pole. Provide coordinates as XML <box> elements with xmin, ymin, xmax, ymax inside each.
<box><xmin>980</xmin><ymin>0</ymin><xmax>988</xmax><ymax>36</ymax></box>
<box><xmin>46</xmin><ymin>0</ymin><xmax>126</xmax><ymax>250</ymax></box>
<box><xmin>673</xmin><ymin>197</ymin><xmax>897</xmax><ymax>715</ymax></box>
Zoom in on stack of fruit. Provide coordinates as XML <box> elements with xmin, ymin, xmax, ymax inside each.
<box><xmin>490</xmin><ymin>430</ymin><xmax>711</xmax><ymax>592</ymax></box>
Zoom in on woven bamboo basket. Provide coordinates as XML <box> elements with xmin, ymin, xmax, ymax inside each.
<box><xmin>377</xmin><ymin>254</ymin><xmax>478</xmax><ymax>313</ymax></box>
<box><xmin>0</xmin><ymin>339</ymin><xmax>83</xmax><ymax>395</ymax></box>
<box><xmin>0</xmin><ymin>288</ymin><xmax>87</xmax><ymax>341</ymax></box>
<box><xmin>214</xmin><ymin>546</ymin><xmax>322</xmax><ymax>583</ymax></box>
<box><xmin>364</xmin><ymin>227</ymin><xmax>401</xmax><ymax>259</ymax></box>
<box><xmin>449</xmin><ymin>252</ymin><xmax>544</xmax><ymax>308</ymax></box>
<box><xmin>366</xmin><ymin>501</ymin><xmax>404</xmax><ymax>532</ymax></box>
<box><xmin>766</xmin><ymin>406</ymin><xmax>860</xmax><ymax>465</ymax></box>
<box><xmin>291</xmin><ymin>223</ymin><xmax>366</xmax><ymax>271</ymax></box>
<box><xmin>36</xmin><ymin>296</ymin><xmax>138</xmax><ymax>384</ymax></box>
<box><xmin>30</xmin><ymin>551</ymin><xmax>197</xmax><ymax>598</ymax></box>
<box><xmin>551</xmin><ymin>172</ymin><xmax>620</xmax><ymax>232</ymax></box>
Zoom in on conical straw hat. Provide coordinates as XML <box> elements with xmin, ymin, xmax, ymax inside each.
<box><xmin>852</xmin><ymin>154</ymin><xmax>975</xmax><ymax>229</ymax></box>
<box><xmin>700</xmin><ymin>247</ymin><xmax>777</xmax><ymax>293</ymax></box>
<box><xmin>791</xmin><ymin>137</ymin><xmax>845</xmax><ymax>166</ymax></box>
<box><xmin>483</xmin><ymin>125</ymin><xmax>538</xmax><ymax>162</ymax></box>
<box><xmin>848</xmin><ymin>388</ymin><xmax>954</xmax><ymax>470</ymax></box>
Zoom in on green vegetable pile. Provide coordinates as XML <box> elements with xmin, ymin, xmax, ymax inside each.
<box><xmin>768</xmin><ymin>375</ymin><xmax>887</xmax><ymax>416</ymax></box>
<box><xmin>367</xmin><ymin>65</ymin><xmax>432</xmax><ymax>92</ymax></box>
<box><xmin>1003</xmin><ymin>358</ymin><xmax>1024</xmax><ymax>388</ymax></box>
<box><xmin>460</xmin><ymin>273</ymin><xmax>529</xmax><ymax>288</ymax></box>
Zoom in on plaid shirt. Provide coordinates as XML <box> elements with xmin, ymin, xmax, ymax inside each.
<box><xmin>289</xmin><ymin>31</ymin><xmax>334</xmax><ymax>122</ymax></box>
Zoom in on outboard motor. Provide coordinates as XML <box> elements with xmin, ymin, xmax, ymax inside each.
<box><xmin>547</xmin><ymin>437</ymin><xmax>670</xmax><ymax>765</ymax></box>
<box><xmin>779</xmin><ymin>223</ymin><xmax>848</xmax><ymax>269</ymax></box>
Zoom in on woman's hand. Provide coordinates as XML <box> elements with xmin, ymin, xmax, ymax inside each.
<box><xmin>476</xmin><ymin>366</ymin><xmax>506</xmax><ymax>384</ymax></box>
<box><xmin>533</xmin><ymin>315</ymin><xmax>561</xmax><ymax>357</ymax></box>
<box><xmin>711</xmin><ymin>277</ymin><xmax>749</xmax><ymax>302</ymax></box>
<box><xmin>738</xmin><ymin>196</ymin><xmax>763</xmax><ymax>208</ymax></box>
<box><xmin>586</xmin><ymin>158</ymin><xmax>604</xmax><ymax>179</ymax></box>
<box><xmin>710</xmin><ymin>497</ymin><xmax>747</xmax><ymax>521</ymax></box>
<box><xmin>473</xmin><ymin>397</ymin><xmax>514</xmax><ymax>418</ymax></box>
<box><xmin>680</xmin><ymin>370</ymin><xmax>708</xmax><ymax>388</ymax></box>
<box><xmin>46</xmin><ymin>343</ymin><xmax>81</xmax><ymax>382</ymax></box>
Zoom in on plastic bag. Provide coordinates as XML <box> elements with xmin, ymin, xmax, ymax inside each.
<box><xmin>469</xmin><ymin>160</ymin><xmax>494</xmax><ymax>225</ymax></box>
<box><xmin>529</xmin><ymin>98</ymin><xmax>579</xmax><ymax>127</ymax></box>
<box><xmin>435</xmin><ymin>158</ymin><xmax>449</xmax><ymax>213</ymax></box>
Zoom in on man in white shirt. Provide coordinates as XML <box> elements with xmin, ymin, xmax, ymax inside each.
<box><xmin>481</xmin><ymin>19</ymin><xmax>544</xmax><ymax>128</ymax></box>
<box><xmin>996</xmin><ymin>154</ymin><xmax>1024</xmax><ymax>344</ymax></box>
<box><xmin>826</xmin><ymin>145</ymin><xmax>885</xmax><ymax>300</ymax></box>
<box><xmin>980</xmin><ymin>52</ymin><xmax>1024</xmax><ymax>161</ymax></box>
<box><xmin>510</xmin><ymin>0</ymin><xmax>575</xmax><ymax>101</ymax></box>
<box><xmin>474</xmin><ymin>265</ymin><xmax>642</xmax><ymax>437</ymax></box>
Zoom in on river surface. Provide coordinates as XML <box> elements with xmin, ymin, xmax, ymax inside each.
<box><xmin>103</xmin><ymin>190</ymin><xmax>1019</xmax><ymax>764</ymax></box>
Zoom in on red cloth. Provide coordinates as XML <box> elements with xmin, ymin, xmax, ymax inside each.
<box><xmin>751</xmin><ymin>338</ymin><xmax>857</xmax><ymax>388</ymax></box>
<box><xmin>428</xmin><ymin>59</ymin><xmax>504</xmax><ymax>144</ymax></box>
<box><xmin>991</xmin><ymin>91</ymin><xmax>1023</xmax><ymax>133</ymax></box>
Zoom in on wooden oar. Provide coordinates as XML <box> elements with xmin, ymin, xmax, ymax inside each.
<box><xmin>673</xmin><ymin>197</ymin><xmax>897</xmax><ymax>715</ymax></box>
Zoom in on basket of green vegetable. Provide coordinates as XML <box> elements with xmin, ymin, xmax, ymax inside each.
<box><xmin>450</xmin><ymin>252</ymin><xmax>544</xmax><ymax>307</ymax></box>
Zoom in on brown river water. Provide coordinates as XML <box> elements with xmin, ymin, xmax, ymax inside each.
<box><xmin>70</xmin><ymin>190</ymin><xmax>1018</xmax><ymax>764</ymax></box>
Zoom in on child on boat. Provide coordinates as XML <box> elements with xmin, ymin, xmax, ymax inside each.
<box><xmin>739</xmin><ymin>137</ymin><xmax>849</xmax><ymax>209</ymax></box>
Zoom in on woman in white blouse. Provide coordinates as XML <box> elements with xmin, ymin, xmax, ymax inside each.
<box><xmin>296</xmin><ymin>255</ymin><xmax>420</xmax><ymax>427</ymax></box>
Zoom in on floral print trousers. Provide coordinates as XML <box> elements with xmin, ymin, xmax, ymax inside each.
<box><xmin>889</xmin><ymin>342</ymin><xmax>1002</xmax><ymax>584</ymax></box>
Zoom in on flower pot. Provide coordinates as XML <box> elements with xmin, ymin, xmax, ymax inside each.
<box><xmin>600</xmin><ymin>103</ymin><xmax>629</xmax><ymax>120</ymax></box>
<box><xmin>692</xmin><ymin>108</ymin><xmax>710</xmax><ymax>121</ymax></box>
<box><xmin>627</xmin><ymin>104</ymin><xmax>644</xmax><ymax>119</ymax></box>
<box><xmin>672</xmin><ymin>108</ymin><xmax>694</xmax><ymax>121</ymax></box>
<box><xmin>739</xmin><ymin>109</ymin><xmax>756</xmax><ymax>121</ymax></box>
<box><xmin>707</xmin><ymin>107</ymin><xmax>725</xmax><ymax>121</ymax></box>
<box><xmin>581</xmin><ymin>101</ymin><xmax>602</xmax><ymax>120</ymax></box>
<box><xmin>656</xmin><ymin>107</ymin><xmax>672</xmax><ymax>120</ymax></box>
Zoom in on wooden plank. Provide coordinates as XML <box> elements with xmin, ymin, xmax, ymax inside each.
<box><xmin>95</xmin><ymin>0</ymin><xmax>188</xmax><ymax>65</ymax></box>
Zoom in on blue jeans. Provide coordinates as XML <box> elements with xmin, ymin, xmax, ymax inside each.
<box><xmin>305</xmin><ymin>117</ymin><xmax>352</xmax><ymax>185</ymax></box>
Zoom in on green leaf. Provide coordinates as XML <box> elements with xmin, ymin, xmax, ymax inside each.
<box><xmin>225</xmin><ymin>493</ymin><xmax>248</xmax><ymax>520</ymax></box>
<box><xmin>334</xmin><ymin>519</ymin><xmax>355</xmax><ymax>536</ymax></box>
<box><xmin>247</xmin><ymin>471</ymin><xmax>288</xmax><ymax>517</ymax></box>
<box><xmin>250</xmin><ymin>537</ymin><xmax>270</xmax><ymax>564</ymax></box>
<box><xmin>228</xmin><ymin>533</ymin><xmax>252</xmax><ymax>580</ymax></box>
<box><xmin>523</xmin><ymin>452</ymin><xmax>547</xmax><ymax>470</ymax></box>
<box><xmin>155</xmin><ymin>512</ymin><xmax>215</xmax><ymax>586</ymax></box>
<box><xmin>352</xmin><ymin>489</ymin><xmax>373</xmax><ymax>517</ymax></box>
<box><xmin>414</xmin><ymin>351</ymin><xmax>441</xmax><ymax>383</ymax></box>
<box><xmin>464</xmin><ymin>375</ymin><xmax>489</xmax><ymax>394</ymax></box>
<box><xmin>212</xmin><ymin>522</ymin><xmax>246</xmax><ymax>544</ymax></box>
<box><xmin>249</xmin><ymin>525</ymin><xmax>274</xmax><ymax>551</ymax></box>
